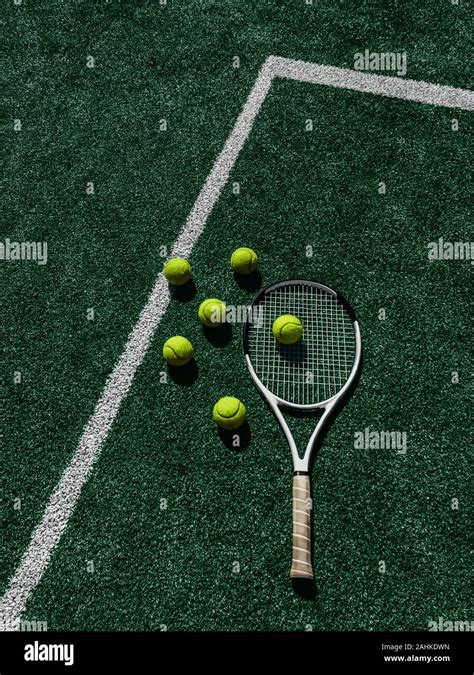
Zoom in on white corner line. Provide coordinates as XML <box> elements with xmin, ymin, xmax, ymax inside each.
<box><xmin>268</xmin><ymin>56</ymin><xmax>474</xmax><ymax>110</ymax></box>
<box><xmin>1</xmin><ymin>56</ymin><xmax>472</xmax><ymax>630</ymax></box>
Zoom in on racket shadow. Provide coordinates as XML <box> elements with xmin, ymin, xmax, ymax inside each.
<box><xmin>291</xmin><ymin>577</ymin><xmax>318</xmax><ymax>599</ymax></box>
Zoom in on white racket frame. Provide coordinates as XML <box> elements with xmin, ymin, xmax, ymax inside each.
<box><xmin>243</xmin><ymin>280</ymin><xmax>362</xmax><ymax>473</ymax></box>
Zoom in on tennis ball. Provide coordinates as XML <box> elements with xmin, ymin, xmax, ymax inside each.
<box><xmin>213</xmin><ymin>396</ymin><xmax>246</xmax><ymax>430</ymax></box>
<box><xmin>198</xmin><ymin>298</ymin><xmax>227</xmax><ymax>327</ymax></box>
<box><xmin>230</xmin><ymin>247</ymin><xmax>258</xmax><ymax>275</ymax></box>
<box><xmin>163</xmin><ymin>336</ymin><xmax>193</xmax><ymax>366</ymax></box>
<box><xmin>163</xmin><ymin>258</ymin><xmax>191</xmax><ymax>286</ymax></box>
<box><xmin>272</xmin><ymin>314</ymin><xmax>303</xmax><ymax>344</ymax></box>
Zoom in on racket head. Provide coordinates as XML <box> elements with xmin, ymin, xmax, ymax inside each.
<box><xmin>243</xmin><ymin>279</ymin><xmax>361</xmax><ymax>410</ymax></box>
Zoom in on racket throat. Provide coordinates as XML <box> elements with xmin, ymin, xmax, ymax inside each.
<box><xmin>294</xmin><ymin>402</ymin><xmax>336</xmax><ymax>471</ymax></box>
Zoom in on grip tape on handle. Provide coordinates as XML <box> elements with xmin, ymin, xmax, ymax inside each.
<box><xmin>290</xmin><ymin>474</ymin><xmax>313</xmax><ymax>579</ymax></box>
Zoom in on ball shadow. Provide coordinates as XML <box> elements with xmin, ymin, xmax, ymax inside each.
<box><xmin>217</xmin><ymin>421</ymin><xmax>251</xmax><ymax>451</ymax></box>
<box><xmin>233</xmin><ymin>270</ymin><xmax>262</xmax><ymax>292</ymax></box>
<box><xmin>203</xmin><ymin>323</ymin><xmax>233</xmax><ymax>347</ymax></box>
<box><xmin>169</xmin><ymin>279</ymin><xmax>197</xmax><ymax>302</ymax></box>
<box><xmin>277</xmin><ymin>341</ymin><xmax>308</xmax><ymax>365</ymax></box>
<box><xmin>167</xmin><ymin>359</ymin><xmax>199</xmax><ymax>386</ymax></box>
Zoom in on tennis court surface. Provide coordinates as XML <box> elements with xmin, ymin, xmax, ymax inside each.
<box><xmin>2</xmin><ymin>0</ymin><xmax>472</xmax><ymax>632</ymax></box>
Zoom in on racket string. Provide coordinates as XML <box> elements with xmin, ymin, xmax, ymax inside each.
<box><xmin>247</xmin><ymin>284</ymin><xmax>356</xmax><ymax>405</ymax></box>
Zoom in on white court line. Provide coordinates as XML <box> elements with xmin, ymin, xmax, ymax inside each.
<box><xmin>270</xmin><ymin>56</ymin><xmax>474</xmax><ymax>110</ymax></box>
<box><xmin>1</xmin><ymin>57</ymin><xmax>472</xmax><ymax>629</ymax></box>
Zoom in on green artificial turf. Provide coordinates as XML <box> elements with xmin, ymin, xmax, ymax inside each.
<box><xmin>2</xmin><ymin>0</ymin><xmax>472</xmax><ymax>631</ymax></box>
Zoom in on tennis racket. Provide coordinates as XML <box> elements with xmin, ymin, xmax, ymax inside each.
<box><xmin>243</xmin><ymin>280</ymin><xmax>362</xmax><ymax>579</ymax></box>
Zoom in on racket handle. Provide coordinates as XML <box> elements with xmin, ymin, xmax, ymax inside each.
<box><xmin>290</xmin><ymin>474</ymin><xmax>313</xmax><ymax>579</ymax></box>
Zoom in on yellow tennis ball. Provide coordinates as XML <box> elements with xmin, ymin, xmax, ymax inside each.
<box><xmin>272</xmin><ymin>314</ymin><xmax>303</xmax><ymax>344</ymax></box>
<box><xmin>162</xmin><ymin>336</ymin><xmax>193</xmax><ymax>366</ymax></box>
<box><xmin>230</xmin><ymin>247</ymin><xmax>258</xmax><ymax>274</ymax></box>
<box><xmin>213</xmin><ymin>396</ymin><xmax>246</xmax><ymax>430</ymax></box>
<box><xmin>198</xmin><ymin>298</ymin><xmax>227</xmax><ymax>327</ymax></box>
<box><xmin>163</xmin><ymin>258</ymin><xmax>192</xmax><ymax>286</ymax></box>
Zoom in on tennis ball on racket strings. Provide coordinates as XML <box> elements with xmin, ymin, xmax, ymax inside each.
<box><xmin>163</xmin><ymin>257</ymin><xmax>192</xmax><ymax>286</ymax></box>
<box><xmin>272</xmin><ymin>314</ymin><xmax>303</xmax><ymax>345</ymax></box>
<box><xmin>213</xmin><ymin>397</ymin><xmax>246</xmax><ymax>430</ymax></box>
<box><xmin>230</xmin><ymin>247</ymin><xmax>258</xmax><ymax>275</ymax></box>
<box><xmin>198</xmin><ymin>298</ymin><xmax>227</xmax><ymax>327</ymax></box>
<box><xmin>163</xmin><ymin>336</ymin><xmax>193</xmax><ymax>366</ymax></box>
